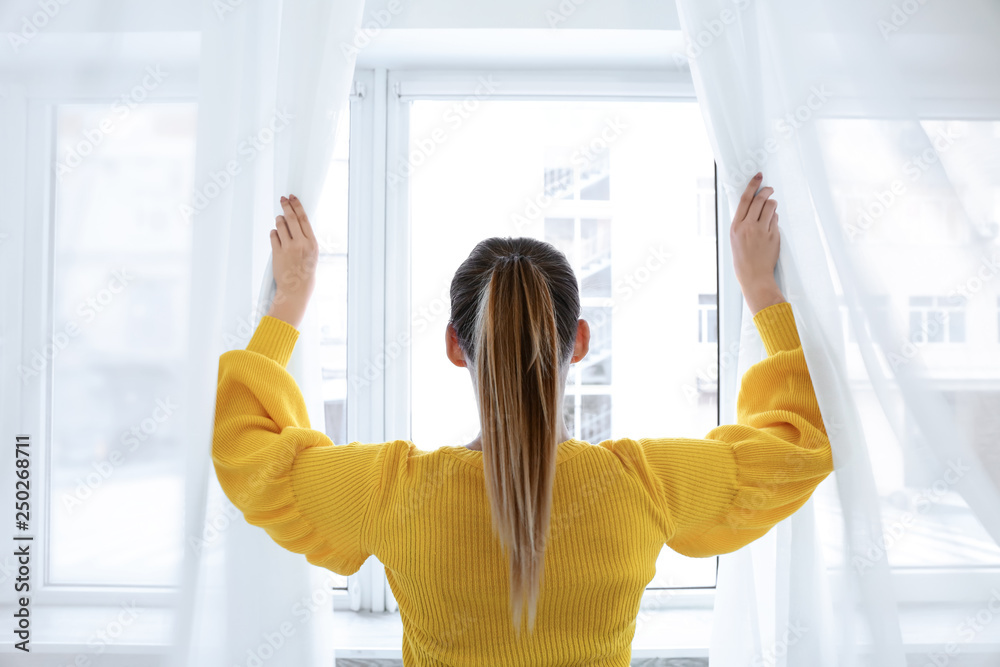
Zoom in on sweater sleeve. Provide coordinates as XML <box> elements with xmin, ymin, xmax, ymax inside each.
<box><xmin>626</xmin><ymin>301</ymin><xmax>834</xmax><ymax>558</ymax></box>
<box><xmin>211</xmin><ymin>314</ymin><xmax>397</xmax><ymax>575</ymax></box>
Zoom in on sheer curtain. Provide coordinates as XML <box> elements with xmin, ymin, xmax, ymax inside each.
<box><xmin>171</xmin><ymin>0</ymin><xmax>364</xmax><ymax>664</ymax></box>
<box><xmin>674</xmin><ymin>0</ymin><xmax>1000</xmax><ymax>664</ymax></box>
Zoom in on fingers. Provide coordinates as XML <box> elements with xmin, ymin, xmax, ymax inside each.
<box><xmin>286</xmin><ymin>195</ymin><xmax>314</xmax><ymax>240</ymax></box>
<box><xmin>734</xmin><ymin>172</ymin><xmax>763</xmax><ymax>221</ymax></box>
<box><xmin>280</xmin><ymin>197</ymin><xmax>300</xmax><ymax>239</ymax></box>
<box><xmin>270</xmin><ymin>228</ymin><xmax>281</xmax><ymax>248</ymax></box>
<box><xmin>760</xmin><ymin>198</ymin><xmax>778</xmax><ymax>226</ymax></box>
<box><xmin>275</xmin><ymin>214</ymin><xmax>291</xmax><ymax>244</ymax></box>
<box><xmin>747</xmin><ymin>186</ymin><xmax>774</xmax><ymax>222</ymax></box>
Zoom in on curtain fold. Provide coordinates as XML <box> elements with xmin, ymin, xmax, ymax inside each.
<box><xmin>171</xmin><ymin>0</ymin><xmax>365</xmax><ymax>664</ymax></box>
<box><xmin>675</xmin><ymin>0</ymin><xmax>1000</xmax><ymax>664</ymax></box>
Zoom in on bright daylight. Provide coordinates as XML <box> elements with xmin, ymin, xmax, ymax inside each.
<box><xmin>1</xmin><ymin>1</ymin><xmax>999</xmax><ymax>666</ymax></box>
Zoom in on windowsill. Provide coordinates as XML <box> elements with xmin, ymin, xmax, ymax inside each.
<box><xmin>0</xmin><ymin>604</ymin><xmax>174</xmax><ymax>654</ymax></box>
<box><xmin>9</xmin><ymin>602</ymin><xmax>999</xmax><ymax>660</ymax></box>
<box><xmin>333</xmin><ymin>603</ymin><xmax>1000</xmax><ymax>661</ymax></box>
<box><xmin>333</xmin><ymin>606</ymin><xmax>714</xmax><ymax>660</ymax></box>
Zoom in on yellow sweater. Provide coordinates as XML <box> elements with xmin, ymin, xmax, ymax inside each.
<box><xmin>212</xmin><ymin>301</ymin><xmax>833</xmax><ymax>666</ymax></box>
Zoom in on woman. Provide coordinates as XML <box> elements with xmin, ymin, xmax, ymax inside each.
<box><xmin>212</xmin><ymin>172</ymin><xmax>834</xmax><ymax>666</ymax></box>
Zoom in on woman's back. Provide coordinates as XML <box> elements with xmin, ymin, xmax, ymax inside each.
<box><xmin>214</xmin><ymin>176</ymin><xmax>828</xmax><ymax>664</ymax></box>
<box><xmin>380</xmin><ymin>439</ymin><xmax>660</xmax><ymax>665</ymax></box>
<box><xmin>212</xmin><ymin>300</ymin><xmax>833</xmax><ymax>666</ymax></box>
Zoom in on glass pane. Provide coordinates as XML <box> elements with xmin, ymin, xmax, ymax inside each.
<box><xmin>580</xmin><ymin>153</ymin><xmax>611</xmax><ymax>200</ymax></box>
<box><xmin>544</xmin><ymin>218</ymin><xmax>575</xmax><ymax>264</ymax></box>
<box><xmin>581</xmin><ymin>305</ymin><xmax>612</xmax><ymax>385</ymax></box>
<box><xmin>314</xmin><ymin>109</ymin><xmax>350</xmax><ymax>456</ymax></box>
<box><xmin>949</xmin><ymin>310</ymin><xmax>965</xmax><ymax>343</ymax></box>
<box><xmin>314</xmin><ymin>109</ymin><xmax>352</xmax><ymax>590</ymax></box>
<box><xmin>909</xmin><ymin>311</ymin><xmax>924</xmax><ymax>343</ymax></box>
<box><xmin>927</xmin><ymin>310</ymin><xmax>945</xmax><ymax>342</ymax></box>
<box><xmin>49</xmin><ymin>103</ymin><xmax>196</xmax><ymax>586</ymax></box>
<box><xmin>580</xmin><ymin>394</ymin><xmax>612</xmax><ymax>442</ymax></box>
<box><xmin>408</xmin><ymin>99</ymin><xmax>719</xmax><ymax>589</ymax></box>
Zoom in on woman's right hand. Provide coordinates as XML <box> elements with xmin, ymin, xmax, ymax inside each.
<box><xmin>731</xmin><ymin>172</ymin><xmax>785</xmax><ymax>315</ymax></box>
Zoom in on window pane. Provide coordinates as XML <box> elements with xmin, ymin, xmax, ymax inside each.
<box><xmin>927</xmin><ymin>310</ymin><xmax>945</xmax><ymax>342</ymax></box>
<box><xmin>49</xmin><ymin>103</ymin><xmax>196</xmax><ymax>585</ymax></box>
<box><xmin>581</xmin><ymin>305</ymin><xmax>612</xmax><ymax>385</ymax></box>
<box><xmin>949</xmin><ymin>309</ymin><xmax>965</xmax><ymax>343</ymax></box>
<box><xmin>909</xmin><ymin>311</ymin><xmax>924</xmax><ymax>343</ymax></box>
<box><xmin>544</xmin><ymin>218</ymin><xmax>575</xmax><ymax>263</ymax></box>
<box><xmin>580</xmin><ymin>153</ymin><xmax>610</xmax><ymax>201</ymax></box>
<box><xmin>407</xmin><ymin>99</ymin><xmax>718</xmax><ymax>589</ymax></box>
<box><xmin>314</xmin><ymin>109</ymin><xmax>352</xmax><ymax>590</ymax></box>
<box><xmin>315</xmin><ymin>109</ymin><xmax>350</xmax><ymax>453</ymax></box>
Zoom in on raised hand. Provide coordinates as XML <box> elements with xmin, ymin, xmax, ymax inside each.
<box><xmin>730</xmin><ymin>173</ymin><xmax>785</xmax><ymax>315</ymax></box>
<box><xmin>266</xmin><ymin>194</ymin><xmax>318</xmax><ymax>330</ymax></box>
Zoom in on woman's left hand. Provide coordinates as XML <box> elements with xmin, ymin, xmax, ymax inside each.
<box><xmin>266</xmin><ymin>194</ymin><xmax>318</xmax><ymax>330</ymax></box>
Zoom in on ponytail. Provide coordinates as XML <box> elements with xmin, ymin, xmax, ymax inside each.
<box><xmin>474</xmin><ymin>254</ymin><xmax>561</xmax><ymax>633</ymax></box>
<box><xmin>449</xmin><ymin>237</ymin><xmax>580</xmax><ymax>633</ymax></box>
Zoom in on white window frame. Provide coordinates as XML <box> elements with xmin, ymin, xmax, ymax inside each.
<box><xmin>0</xmin><ymin>60</ymin><xmax>199</xmax><ymax>662</ymax></box>
<box><xmin>340</xmin><ymin>67</ymin><xmax>720</xmax><ymax>612</ymax></box>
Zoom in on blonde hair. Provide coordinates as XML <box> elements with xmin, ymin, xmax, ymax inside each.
<box><xmin>449</xmin><ymin>237</ymin><xmax>580</xmax><ymax>633</ymax></box>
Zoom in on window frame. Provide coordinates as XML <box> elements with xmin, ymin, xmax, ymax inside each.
<box><xmin>341</xmin><ymin>67</ymin><xmax>722</xmax><ymax>611</ymax></box>
<box><xmin>6</xmin><ymin>68</ymin><xmax>200</xmax><ymax>613</ymax></box>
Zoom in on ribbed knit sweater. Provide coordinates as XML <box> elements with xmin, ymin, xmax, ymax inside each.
<box><xmin>211</xmin><ymin>300</ymin><xmax>834</xmax><ymax>666</ymax></box>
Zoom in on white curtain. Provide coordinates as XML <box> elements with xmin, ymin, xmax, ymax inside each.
<box><xmin>171</xmin><ymin>0</ymin><xmax>365</xmax><ymax>664</ymax></box>
<box><xmin>674</xmin><ymin>0</ymin><xmax>1000</xmax><ymax>664</ymax></box>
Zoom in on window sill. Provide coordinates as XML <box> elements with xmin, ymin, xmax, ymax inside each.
<box><xmin>333</xmin><ymin>603</ymin><xmax>1000</xmax><ymax>662</ymax></box>
<box><xmin>9</xmin><ymin>602</ymin><xmax>999</xmax><ymax>663</ymax></box>
<box><xmin>332</xmin><ymin>606</ymin><xmax>715</xmax><ymax>660</ymax></box>
<box><xmin>0</xmin><ymin>604</ymin><xmax>173</xmax><ymax>655</ymax></box>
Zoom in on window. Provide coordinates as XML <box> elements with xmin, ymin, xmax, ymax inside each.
<box><xmin>844</xmin><ymin>294</ymin><xmax>891</xmax><ymax>343</ymax></box>
<box><xmin>315</xmin><ymin>109</ymin><xmax>351</xmax><ymax>450</ymax></box>
<box><xmin>48</xmin><ymin>102</ymin><xmax>196</xmax><ymax>587</ymax></box>
<box><xmin>393</xmin><ymin>79</ymin><xmax>719</xmax><ymax>593</ymax></box>
<box><xmin>698</xmin><ymin>293</ymin><xmax>717</xmax><ymax>343</ymax></box>
<box><xmin>696</xmin><ymin>176</ymin><xmax>715</xmax><ymax>236</ymax></box>
<box><xmin>817</xmin><ymin>118</ymin><xmax>1000</xmax><ymax>572</ymax></box>
<box><xmin>313</xmin><ymin>108</ymin><xmax>352</xmax><ymax>590</ymax></box>
<box><xmin>908</xmin><ymin>295</ymin><xmax>965</xmax><ymax>344</ymax></box>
